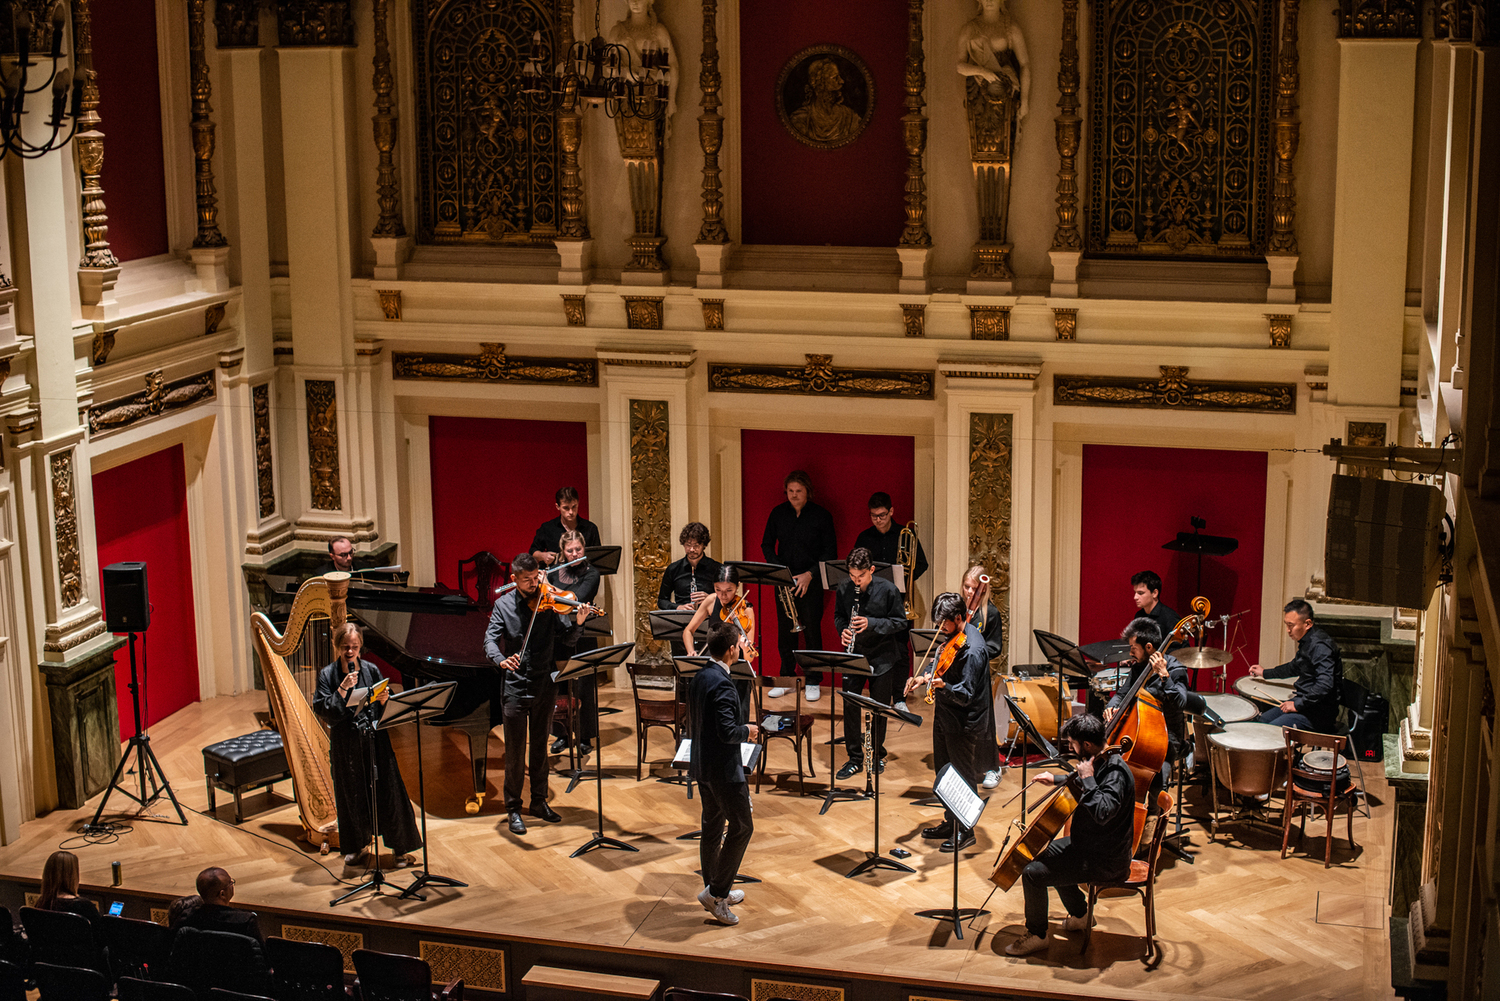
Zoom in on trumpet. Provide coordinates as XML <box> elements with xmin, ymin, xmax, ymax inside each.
<box><xmin>898</xmin><ymin>521</ymin><xmax>923</xmax><ymax>625</ymax></box>
<box><xmin>777</xmin><ymin>583</ymin><xmax>804</xmax><ymax>633</ymax></box>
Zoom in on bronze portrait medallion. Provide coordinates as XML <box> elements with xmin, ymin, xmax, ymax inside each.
<box><xmin>775</xmin><ymin>44</ymin><xmax>875</xmax><ymax>150</ymax></box>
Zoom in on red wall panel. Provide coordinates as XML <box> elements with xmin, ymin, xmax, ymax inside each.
<box><xmin>93</xmin><ymin>445</ymin><xmax>199</xmax><ymax>737</ymax></box>
<box><xmin>740</xmin><ymin>429</ymin><xmax>915</xmax><ymax>675</ymax></box>
<box><xmin>739</xmin><ymin>0</ymin><xmax>908</xmax><ymax>247</ymax></box>
<box><xmin>91</xmin><ymin>0</ymin><xmax>170</xmax><ymax>261</ymax></box>
<box><xmin>1077</xmin><ymin>445</ymin><xmax>1268</xmax><ymax>686</ymax></box>
<box><xmin>429</xmin><ymin>417</ymin><xmax>590</xmax><ymax>590</ymax></box>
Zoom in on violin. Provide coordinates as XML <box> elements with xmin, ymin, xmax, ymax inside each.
<box><xmin>915</xmin><ymin>626</ymin><xmax>968</xmax><ymax>705</ymax></box>
<box><xmin>721</xmin><ymin>593</ymin><xmax>759</xmax><ymax>661</ymax></box>
<box><xmin>527</xmin><ymin>577</ymin><xmax>603</xmax><ymax>617</ymax></box>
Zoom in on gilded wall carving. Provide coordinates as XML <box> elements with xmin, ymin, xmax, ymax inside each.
<box><xmin>1335</xmin><ymin>0</ymin><xmax>1422</xmax><ymax>36</ymax></box>
<box><xmin>624</xmin><ymin>297</ymin><xmax>664</xmax><ymax>330</ymax></box>
<box><xmin>214</xmin><ymin>0</ymin><xmax>261</xmax><ymax>46</ymax></box>
<box><xmin>969</xmin><ymin>305</ymin><xmax>1010</xmax><ymax>340</ymax></box>
<box><xmin>73</xmin><ymin>0</ymin><xmax>117</xmax><ymax>270</ymax></box>
<box><xmin>420</xmin><ymin>942</ymin><xmax>507</xmax><ymax>993</ymax></box>
<box><xmin>562</xmin><ymin>294</ymin><xmax>586</xmax><ymax>327</ymax></box>
<box><xmin>701</xmin><ymin>298</ymin><xmax>725</xmax><ymax>331</ymax></box>
<box><xmin>88</xmin><ymin>371</ymin><xmax>216</xmax><ymax>436</ymax></box>
<box><xmin>751</xmin><ymin>980</ymin><xmax>843</xmax><ymax>1001</ymax></box>
<box><xmin>414</xmin><ymin>0</ymin><xmax>558</xmax><ymax>244</ymax></box>
<box><xmin>1054</xmin><ymin>366</ymin><xmax>1296</xmax><ymax>413</ymax></box>
<box><xmin>630</xmin><ymin>400</ymin><xmax>671</xmax><ymax>665</ymax></box>
<box><xmin>708</xmin><ymin>355</ymin><xmax>934</xmax><ymax>400</ymax></box>
<box><xmin>392</xmin><ymin>344</ymin><xmax>598</xmax><ymax>386</ymax></box>
<box><xmin>1053</xmin><ymin>307</ymin><xmax>1078</xmax><ymax>341</ymax></box>
<box><xmin>188</xmin><ymin>0</ymin><xmax>227</xmax><ymax>248</ymax></box>
<box><xmin>305</xmin><ymin>380</ymin><xmax>342</xmax><ymax>511</ymax></box>
<box><xmin>901</xmin><ymin>303</ymin><xmax>925</xmax><ymax>337</ymax></box>
<box><xmin>276</xmin><ymin>0</ymin><xmax>355</xmax><ymax>46</ymax></box>
<box><xmin>1087</xmin><ymin>0</ymin><xmax>1275</xmax><ymax>257</ymax></box>
<box><xmin>51</xmin><ymin>450</ymin><xmax>83</xmax><ymax>608</ymax></box>
<box><xmin>253</xmin><ymin>384</ymin><xmax>276</xmax><ymax>518</ymax></box>
<box><xmin>375</xmin><ymin>289</ymin><xmax>402</xmax><ymax>320</ymax></box>
<box><xmin>969</xmin><ymin>413</ymin><xmax>1012</xmax><ymax>674</ymax></box>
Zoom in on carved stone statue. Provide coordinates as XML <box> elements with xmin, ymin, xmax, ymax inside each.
<box><xmin>608</xmin><ymin>0</ymin><xmax>678</xmax><ymax>275</ymax></box>
<box><xmin>957</xmin><ymin>0</ymin><xmax>1029</xmax><ymax>283</ymax></box>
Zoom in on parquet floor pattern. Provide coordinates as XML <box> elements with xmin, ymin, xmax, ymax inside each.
<box><xmin>0</xmin><ymin>688</ymin><xmax>1397</xmax><ymax>1001</ymax></box>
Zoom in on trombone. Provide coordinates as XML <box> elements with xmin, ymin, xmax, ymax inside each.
<box><xmin>898</xmin><ymin>521</ymin><xmax>923</xmax><ymax>626</ymax></box>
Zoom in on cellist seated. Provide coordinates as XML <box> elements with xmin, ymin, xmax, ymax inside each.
<box><xmin>1005</xmin><ymin>714</ymin><xmax>1135</xmax><ymax>957</ymax></box>
<box><xmin>1104</xmin><ymin>616</ymin><xmax>1191</xmax><ymax>810</ymax></box>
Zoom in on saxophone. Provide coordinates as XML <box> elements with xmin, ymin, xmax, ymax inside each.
<box><xmin>898</xmin><ymin>521</ymin><xmax>922</xmax><ymax>625</ymax></box>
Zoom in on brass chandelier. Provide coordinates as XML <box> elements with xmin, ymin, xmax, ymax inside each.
<box><xmin>0</xmin><ymin>1</ymin><xmax>84</xmax><ymax>159</ymax></box>
<box><xmin>520</xmin><ymin>1</ymin><xmax>668</xmax><ymax>121</ymax></box>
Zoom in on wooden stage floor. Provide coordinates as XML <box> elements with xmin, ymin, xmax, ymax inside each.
<box><xmin>0</xmin><ymin>688</ymin><xmax>1397</xmax><ymax>1001</ymax></box>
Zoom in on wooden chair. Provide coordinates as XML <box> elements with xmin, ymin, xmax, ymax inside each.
<box><xmin>352</xmin><ymin>948</ymin><xmax>463</xmax><ymax>1001</ymax></box>
<box><xmin>1082</xmin><ymin>789</ymin><xmax>1173</xmax><ymax>969</ymax></box>
<box><xmin>1338</xmin><ymin>678</ymin><xmax>1373</xmax><ymax>818</ymax></box>
<box><xmin>629</xmin><ymin>662</ymin><xmax>687</xmax><ymax>780</ymax></box>
<box><xmin>457</xmin><ymin>551</ymin><xmax>506</xmax><ymax>605</ymax></box>
<box><xmin>754</xmin><ymin>676</ymin><xmax>817</xmax><ymax>795</ymax></box>
<box><xmin>1280</xmin><ymin>726</ymin><xmax>1360</xmax><ymax>867</ymax></box>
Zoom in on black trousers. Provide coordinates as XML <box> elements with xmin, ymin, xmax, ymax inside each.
<box><xmin>1021</xmin><ymin>837</ymin><xmax>1091</xmax><ymax>937</ymax></box>
<box><xmin>1257</xmin><ymin>705</ymin><xmax>1332</xmax><ymax>733</ymax></box>
<box><xmin>698</xmin><ymin>780</ymin><xmax>754</xmax><ymax>899</ymax></box>
<box><xmin>775</xmin><ymin>586</ymin><xmax>825</xmax><ymax>685</ymax></box>
<box><xmin>502</xmin><ymin>683</ymin><xmax>555</xmax><ymax>810</ymax></box>
<box><xmin>842</xmin><ymin>668</ymin><xmax>898</xmax><ymax>762</ymax></box>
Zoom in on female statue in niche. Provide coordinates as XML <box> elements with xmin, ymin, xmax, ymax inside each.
<box><xmin>608</xmin><ymin>0</ymin><xmax>678</xmax><ymax>272</ymax></box>
<box><xmin>957</xmin><ymin>0</ymin><xmax>1030</xmax><ymax>279</ymax></box>
<box><xmin>607</xmin><ymin>0</ymin><xmax>678</xmax><ymax>141</ymax></box>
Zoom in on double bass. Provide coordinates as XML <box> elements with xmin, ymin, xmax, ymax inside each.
<box><xmin>990</xmin><ymin>597</ymin><xmax>1208</xmax><ymax>890</ymax></box>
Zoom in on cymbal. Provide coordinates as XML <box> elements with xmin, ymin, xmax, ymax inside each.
<box><xmin>1174</xmin><ymin>646</ymin><xmax>1231</xmax><ymax>670</ymax></box>
<box><xmin>1079</xmin><ymin>640</ymin><xmax>1131</xmax><ymax>665</ymax></box>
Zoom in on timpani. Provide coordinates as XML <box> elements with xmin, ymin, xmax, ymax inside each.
<box><xmin>1207</xmin><ymin>721</ymin><xmax>1289</xmax><ymax>837</ymax></box>
<box><xmin>1191</xmin><ymin>693</ymin><xmax>1258</xmax><ymax>763</ymax></box>
<box><xmin>1234</xmin><ymin>675</ymin><xmax>1296</xmax><ymax>709</ymax></box>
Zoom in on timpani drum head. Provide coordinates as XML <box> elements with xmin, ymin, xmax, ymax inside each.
<box><xmin>1208</xmin><ymin>721</ymin><xmax>1287</xmax><ymax>751</ymax></box>
<box><xmin>1199</xmin><ymin>693</ymin><xmax>1258</xmax><ymax>724</ymax></box>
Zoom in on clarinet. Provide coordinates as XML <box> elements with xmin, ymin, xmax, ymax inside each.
<box><xmin>845</xmin><ymin>592</ymin><xmax>861</xmax><ymax>654</ymax></box>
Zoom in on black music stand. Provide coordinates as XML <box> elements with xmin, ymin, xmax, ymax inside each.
<box><xmin>562</xmin><ymin>614</ymin><xmax>616</xmax><ymax>789</ymax></box>
<box><xmin>649</xmin><ymin>608</ymin><xmax>709</xmax><ymax>652</ymax></box>
<box><xmin>1162</xmin><ymin>516</ymin><xmax>1237</xmax><ymax>597</ymax></box>
<box><xmin>915</xmin><ymin>763</ymin><xmax>989</xmax><ymax>940</ymax></box>
<box><xmin>1034</xmin><ymin>629</ymin><xmax>1090</xmax><ymax>742</ymax></box>
<box><xmin>841</xmin><ymin>691</ymin><xmax>920</xmax><ymax>878</ymax></box>
<box><xmin>583</xmin><ymin>546</ymin><xmax>623</xmax><ymax>575</ymax></box>
<box><xmin>332</xmin><ymin>684</ymin><xmax>415</xmax><ymax>906</ymax></box>
<box><xmin>554</xmin><ymin>642</ymin><xmax>637</xmax><ymax>858</ymax></box>
<box><xmin>381</xmin><ymin>682</ymin><xmax>467</xmax><ymax>900</ymax></box>
<box><xmin>724</xmin><ymin>560</ymin><xmax>795</xmax><ymax>663</ymax></box>
<box><xmin>792</xmin><ymin>649</ymin><xmax>873</xmax><ymax>813</ymax></box>
<box><xmin>820</xmin><ymin>560</ymin><xmax>898</xmax><ymax>589</ymax></box>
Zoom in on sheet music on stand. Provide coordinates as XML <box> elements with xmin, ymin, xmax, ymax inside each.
<box><xmin>934</xmin><ymin>763</ymin><xmax>986</xmax><ymax>831</ymax></box>
<box><xmin>673</xmin><ymin>738</ymin><xmax>763</xmax><ymax>772</ymax></box>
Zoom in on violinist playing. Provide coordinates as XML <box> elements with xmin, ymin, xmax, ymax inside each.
<box><xmin>905</xmin><ymin>592</ymin><xmax>990</xmax><ymax>854</ymax></box>
<box><xmin>1005</xmin><ymin>713</ymin><xmax>1134</xmax><ymax>957</ymax></box>
<box><xmin>484</xmin><ymin>552</ymin><xmax>590</xmax><ymax>838</ymax></box>
<box><xmin>683</xmin><ymin>564</ymin><xmax>756</xmax><ymax>722</ymax></box>
<box><xmin>1104</xmin><ymin>616</ymin><xmax>1190</xmax><ymax>808</ymax></box>
<box><xmin>834</xmin><ymin>547</ymin><xmax>906</xmax><ymax>779</ymax></box>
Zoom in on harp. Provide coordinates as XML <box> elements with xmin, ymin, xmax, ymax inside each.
<box><xmin>249</xmin><ymin>571</ymin><xmax>350</xmax><ymax>851</ymax></box>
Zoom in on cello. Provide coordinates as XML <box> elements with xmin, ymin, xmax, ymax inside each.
<box><xmin>990</xmin><ymin>597</ymin><xmax>1208</xmax><ymax>890</ymax></box>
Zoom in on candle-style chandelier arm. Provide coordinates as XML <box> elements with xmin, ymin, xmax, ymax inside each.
<box><xmin>518</xmin><ymin>2</ymin><xmax>669</xmax><ymax>123</ymax></box>
<box><xmin>0</xmin><ymin>0</ymin><xmax>85</xmax><ymax>159</ymax></box>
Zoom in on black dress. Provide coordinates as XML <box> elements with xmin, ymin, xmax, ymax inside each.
<box><xmin>552</xmin><ymin>563</ymin><xmax>601</xmax><ymax>741</ymax></box>
<box><xmin>969</xmin><ymin>601</ymin><xmax>1003</xmax><ymax>772</ymax></box>
<box><xmin>312</xmin><ymin>659</ymin><xmax>422</xmax><ymax>858</ymax></box>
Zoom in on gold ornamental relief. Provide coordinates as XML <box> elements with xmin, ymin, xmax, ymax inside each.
<box><xmin>1054</xmin><ymin>366</ymin><xmax>1296</xmax><ymax>414</ymax></box>
<box><xmin>629</xmin><ymin>400</ymin><xmax>672</xmax><ymax>664</ymax></box>
<box><xmin>776</xmin><ymin>45</ymin><xmax>875</xmax><ymax>150</ymax></box>
<box><xmin>708</xmin><ymin>355</ymin><xmax>933</xmax><ymax>400</ymax></box>
<box><xmin>305</xmin><ymin>380</ymin><xmax>342</xmax><ymax>511</ymax></box>
<box><xmin>253</xmin><ymin>384</ymin><xmax>275</xmax><ymax>518</ymax></box>
<box><xmin>50</xmin><ymin>450</ymin><xmax>83</xmax><ymax>609</ymax></box>
<box><xmin>969</xmin><ymin>413</ymin><xmax>1012</xmax><ymax>673</ymax></box>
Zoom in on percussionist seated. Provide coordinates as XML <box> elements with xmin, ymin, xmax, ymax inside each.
<box><xmin>1247</xmin><ymin>598</ymin><xmax>1344</xmax><ymax>734</ymax></box>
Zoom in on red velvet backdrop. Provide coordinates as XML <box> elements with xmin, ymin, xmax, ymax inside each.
<box><xmin>428</xmin><ymin>417</ymin><xmax>590</xmax><ymax>590</ymax></box>
<box><xmin>92</xmin><ymin>445</ymin><xmax>199</xmax><ymax>737</ymax></box>
<box><xmin>739</xmin><ymin>0</ymin><xmax>908</xmax><ymax>246</ymax></box>
<box><xmin>92</xmin><ymin>0</ymin><xmax>169</xmax><ymax>261</ymax></box>
<box><xmin>1078</xmin><ymin>445</ymin><xmax>1268</xmax><ymax>686</ymax></box>
<box><xmin>740</xmin><ymin>429</ymin><xmax>915</xmax><ymax>678</ymax></box>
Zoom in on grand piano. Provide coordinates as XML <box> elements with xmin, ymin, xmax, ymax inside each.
<box><xmin>269</xmin><ymin>575</ymin><xmax>503</xmax><ymax>814</ymax></box>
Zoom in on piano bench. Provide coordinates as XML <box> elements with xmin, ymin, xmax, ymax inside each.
<box><xmin>203</xmin><ymin>729</ymin><xmax>291</xmax><ymax>823</ymax></box>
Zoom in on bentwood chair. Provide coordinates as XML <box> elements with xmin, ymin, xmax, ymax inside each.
<box><xmin>754</xmin><ymin>677</ymin><xmax>816</xmax><ymax>795</ymax></box>
<box><xmin>1082</xmin><ymin>789</ymin><xmax>1173</xmax><ymax>969</ymax></box>
<box><xmin>265</xmin><ymin>935</ymin><xmax>351</xmax><ymax>1001</ymax></box>
<box><xmin>352</xmin><ymin>948</ymin><xmax>463</xmax><ymax>1001</ymax></box>
<box><xmin>630</xmin><ymin>662</ymin><xmax>687</xmax><ymax>780</ymax></box>
<box><xmin>1280</xmin><ymin>727</ymin><xmax>1360</xmax><ymax>868</ymax></box>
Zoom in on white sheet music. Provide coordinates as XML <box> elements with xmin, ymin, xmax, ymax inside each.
<box><xmin>673</xmin><ymin>739</ymin><xmax>761</xmax><ymax>769</ymax></box>
<box><xmin>934</xmin><ymin>763</ymin><xmax>986</xmax><ymax>830</ymax></box>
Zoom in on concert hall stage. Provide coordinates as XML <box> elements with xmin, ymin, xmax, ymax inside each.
<box><xmin>0</xmin><ymin>689</ymin><xmax>1396</xmax><ymax>1001</ymax></box>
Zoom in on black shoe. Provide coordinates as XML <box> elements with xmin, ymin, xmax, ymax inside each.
<box><xmin>550</xmin><ymin>736</ymin><xmax>569</xmax><ymax>754</ymax></box>
<box><xmin>529</xmin><ymin>801</ymin><xmax>562</xmax><ymax>823</ymax></box>
<box><xmin>876</xmin><ymin>759</ymin><xmax>886</xmax><ymax>774</ymax></box>
<box><xmin>578</xmin><ymin>740</ymin><xmax>594</xmax><ymax>756</ymax></box>
<box><xmin>836</xmin><ymin>760</ymin><xmax>863</xmax><ymax>780</ymax></box>
<box><xmin>921</xmin><ymin>821</ymin><xmax>954</xmax><ymax>841</ymax></box>
<box><xmin>507</xmin><ymin>811</ymin><xmax>527</xmax><ymax>836</ymax></box>
<box><xmin>940</xmin><ymin>829</ymin><xmax>976</xmax><ymax>853</ymax></box>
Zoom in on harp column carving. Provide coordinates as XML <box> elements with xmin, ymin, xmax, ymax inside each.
<box><xmin>897</xmin><ymin>0</ymin><xmax>931</xmax><ymax>294</ymax></box>
<box><xmin>73</xmin><ymin>0</ymin><xmax>121</xmax><ymax>323</ymax></box>
<box><xmin>1266</xmin><ymin>0</ymin><xmax>1301</xmax><ymax>303</ymax></box>
<box><xmin>694</xmin><ymin>0</ymin><xmax>731</xmax><ymax>288</ymax></box>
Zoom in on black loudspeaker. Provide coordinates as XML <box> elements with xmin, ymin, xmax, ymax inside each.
<box><xmin>1349</xmin><ymin>691</ymin><xmax>1389</xmax><ymax>762</ymax></box>
<box><xmin>102</xmin><ymin>561</ymin><xmax>150</xmax><ymax>633</ymax></box>
<box><xmin>1324</xmin><ymin>474</ymin><xmax>1445</xmax><ymax>608</ymax></box>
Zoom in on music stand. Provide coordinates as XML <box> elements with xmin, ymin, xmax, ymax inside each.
<box><xmin>554</xmin><ymin>642</ymin><xmax>637</xmax><ymax>858</ymax></box>
<box><xmin>915</xmin><ymin>762</ymin><xmax>989</xmax><ymax>940</ymax></box>
<box><xmin>820</xmin><ymin>560</ymin><xmax>899</xmax><ymax>589</ymax></box>
<box><xmin>379</xmin><ymin>682</ymin><xmax>467</xmax><ymax>900</ymax></box>
<box><xmin>583</xmin><ymin>546</ymin><xmax>623</xmax><ymax>575</ymax></box>
<box><xmin>332</xmin><ymin>686</ymin><xmax>415</xmax><ymax>906</ymax></box>
<box><xmin>841</xmin><ymin>691</ymin><xmax>920</xmax><ymax>878</ymax></box>
<box><xmin>1034</xmin><ymin>629</ymin><xmax>1091</xmax><ymax>741</ymax></box>
<box><xmin>649</xmin><ymin>608</ymin><xmax>709</xmax><ymax>650</ymax></box>
<box><xmin>1162</xmin><ymin>516</ymin><xmax>1237</xmax><ymax>597</ymax></box>
<box><xmin>792</xmin><ymin>649</ymin><xmax>873</xmax><ymax>814</ymax></box>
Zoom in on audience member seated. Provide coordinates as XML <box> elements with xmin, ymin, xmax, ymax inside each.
<box><xmin>36</xmin><ymin>850</ymin><xmax>101</xmax><ymax>936</ymax></box>
<box><xmin>176</xmin><ymin>868</ymin><xmax>263</xmax><ymax>942</ymax></box>
<box><xmin>166</xmin><ymin>894</ymin><xmax>203</xmax><ymax>931</ymax></box>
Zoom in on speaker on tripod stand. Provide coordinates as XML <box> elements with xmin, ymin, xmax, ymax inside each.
<box><xmin>85</xmin><ymin>561</ymin><xmax>187</xmax><ymax>830</ymax></box>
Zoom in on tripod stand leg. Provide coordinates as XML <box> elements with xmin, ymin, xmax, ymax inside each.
<box><xmin>140</xmin><ymin>738</ymin><xmax>187</xmax><ymax>824</ymax></box>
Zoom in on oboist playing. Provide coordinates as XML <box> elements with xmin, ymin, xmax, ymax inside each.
<box><xmin>1248</xmin><ymin>598</ymin><xmax>1344</xmax><ymax>733</ymax></box>
<box><xmin>906</xmin><ymin>592</ymin><xmax>990</xmax><ymax>853</ymax></box>
<box><xmin>833</xmin><ymin>548</ymin><xmax>907</xmax><ymax>778</ymax></box>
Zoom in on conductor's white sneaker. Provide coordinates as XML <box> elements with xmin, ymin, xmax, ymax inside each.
<box><xmin>725</xmin><ymin>887</ymin><xmax>745</xmax><ymax>905</ymax></box>
<box><xmin>806</xmin><ymin>685</ymin><xmax>821</xmax><ymax>702</ymax></box>
<box><xmin>982</xmin><ymin>770</ymin><xmax>1001</xmax><ymax>789</ymax></box>
<box><xmin>1005</xmin><ymin>933</ymin><xmax>1049</xmax><ymax>956</ymax></box>
<box><xmin>767</xmin><ymin>687</ymin><xmax>790</xmax><ymax>698</ymax></box>
<box><xmin>696</xmin><ymin>885</ymin><xmax>715</xmax><ymax>913</ymax></box>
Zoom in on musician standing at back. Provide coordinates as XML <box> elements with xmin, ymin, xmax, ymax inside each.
<box><xmin>313</xmin><ymin>623</ymin><xmax>422</xmax><ymax>871</ymax></box>
<box><xmin>760</xmin><ymin>470</ymin><xmax>837</xmax><ymax>702</ymax></box>
<box><xmin>1248</xmin><ymin>598</ymin><xmax>1343</xmax><ymax>733</ymax></box>
<box><xmin>856</xmin><ymin>492</ymin><xmax>928</xmax><ymax>711</ymax></box>
<box><xmin>906</xmin><ymin>592</ymin><xmax>989</xmax><ymax>853</ymax></box>
<box><xmin>1131</xmin><ymin>570</ymin><xmax>1179</xmax><ymax>639</ymax></box>
<box><xmin>485</xmin><ymin>553</ymin><xmax>588</xmax><ymax>836</ymax></box>
<box><xmin>658</xmin><ymin>522</ymin><xmax>722</xmax><ymax>656</ymax></box>
<box><xmin>834</xmin><ymin>548</ymin><xmax>907</xmax><ymax>778</ymax></box>
<box><xmin>1105</xmin><ymin>616</ymin><xmax>1190</xmax><ymax>805</ymax></box>
<box><xmin>550</xmin><ymin>531</ymin><xmax>601</xmax><ymax>756</ymax></box>
<box><xmin>531</xmin><ymin>487</ymin><xmax>602</xmax><ymax>566</ymax></box>
<box><xmin>961</xmin><ymin>566</ymin><xmax>1004</xmax><ymax>790</ymax></box>
<box><xmin>1006</xmin><ymin>713</ymin><xmax>1134</xmax><ymax>956</ymax></box>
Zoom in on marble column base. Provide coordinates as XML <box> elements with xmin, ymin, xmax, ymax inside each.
<box><xmin>694</xmin><ymin>242</ymin><xmax>732</xmax><ymax>289</ymax></box>
<box><xmin>555</xmin><ymin>239</ymin><xmax>594</xmax><ymax>286</ymax></box>
<box><xmin>1266</xmin><ymin>252</ymin><xmax>1299</xmax><ymax>304</ymax></box>
<box><xmin>41</xmin><ymin>636</ymin><xmax>127</xmax><ymax>810</ymax></box>
<box><xmin>897</xmin><ymin>246</ymin><xmax>932</xmax><ymax>295</ymax></box>
<box><xmin>371</xmin><ymin>235</ymin><xmax>413</xmax><ymax>281</ymax></box>
<box><xmin>1049</xmin><ymin>249</ymin><xmax>1083</xmax><ymax>298</ymax></box>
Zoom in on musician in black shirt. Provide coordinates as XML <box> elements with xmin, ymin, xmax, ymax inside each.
<box><xmin>760</xmin><ymin>470</ymin><xmax>837</xmax><ymax>700</ymax></box>
<box><xmin>550</xmin><ymin>531</ymin><xmax>602</xmax><ymax>754</ymax></box>
<box><xmin>834</xmin><ymin>548</ymin><xmax>907</xmax><ymax>777</ymax></box>
<box><xmin>1006</xmin><ymin>713</ymin><xmax>1135</xmax><ymax>956</ymax></box>
<box><xmin>1106</xmin><ymin>616</ymin><xmax>1190</xmax><ymax>808</ymax></box>
<box><xmin>484</xmin><ymin>553</ymin><xmax>587</xmax><ymax>835</ymax></box>
<box><xmin>1249</xmin><ymin>598</ymin><xmax>1344</xmax><ymax>733</ymax></box>
<box><xmin>961</xmin><ymin>565</ymin><xmax>1003</xmax><ymax>789</ymax></box>
<box><xmin>1131</xmin><ymin>569</ymin><xmax>1179</xmax><ymax>640</ymax></box>
<box><xmin>657</xmin><ymin>522</ymin><xmax>722</xmax><ymax>612</ymax></box>
<box><xmin>531</xmin><ymin>486</ymin><xmax>602</xmax><ymax>566</ymax></box>
<box><xmin>854</xmin><ymin>492</ymin><xmax>928</xmax><ymax>596</ymax></box>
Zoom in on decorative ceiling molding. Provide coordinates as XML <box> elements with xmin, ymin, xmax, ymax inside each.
<box><xmin>597</xmin><ymin>349</ymin><xmax>695</xmax><ymax>370</ymax></box>
<box><xmin>938</xmin><ymin>360</ymin><xmax>1042</xmax><ymax>383</ymax></box>
<box><xmin>88</xmin><ymin>370</ymin><xmax>217</xmax><ymax>436</ymax></box>
<box><xmin>708</xmin><ymin>354</ymin><xmax>934</xmax><ymax>400</ymax></box>
<box><xmin>392</xmin><ymin>343</ymin><xmax>598</xmax><ymax>386</ymax></box>
<box><xmin>1054</xmin><ymin>366</ymin><xmax>1296</xmax><ymax>414</ymax></box>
